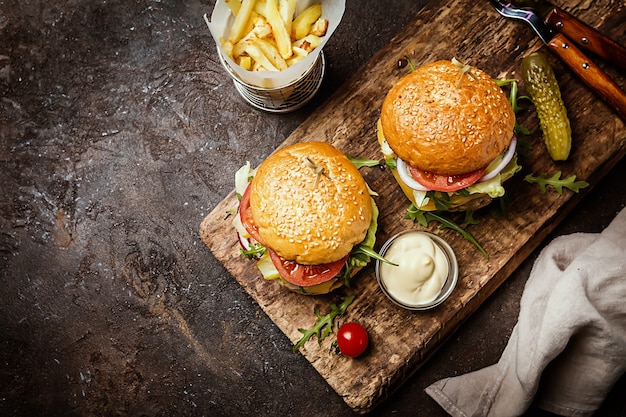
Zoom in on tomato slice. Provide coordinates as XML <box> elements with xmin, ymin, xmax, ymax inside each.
<box><xmin>268</xmin><ymin>249</ymin><xmax>348</xmax><ymax>287</ymax></box>
<box><xmin>239</xmin><ymin>183</ymin><xmax>265</xmax><ymax>245</ymax></box>
<box><xmin>408</xmin><ymin>165</ymin><xmax>486</xmax><ymax>192</ymax></box>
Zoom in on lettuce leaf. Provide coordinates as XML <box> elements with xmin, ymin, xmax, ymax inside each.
<box><xmin>465</xmin><ymin>155</ymin><xmax>521</xmax><ymax>198</ymax></box>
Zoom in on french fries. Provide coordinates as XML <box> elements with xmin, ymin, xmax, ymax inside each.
<box><xmin>224</xmin><ymin>0</ymin><xmax>241</xmax><ymax>16</ymax></box>
<box><xmin>228</xmin><ymin>0</ymin><xmax>256</xmax><ymax>43</ymax></box>
<box><xmin>291</xmin><ymin>3</ymin><xmax>321</xmax><ymax>41</ymax></box>
<box><xmin>279</xmin><ymin>0</ymin><xmax>297</xmax><ymax>35</ymax></box>
<box><xmin>221</xmin><ymin>1</ymin><xmax>328</xmax><ymax>72</ymax></box>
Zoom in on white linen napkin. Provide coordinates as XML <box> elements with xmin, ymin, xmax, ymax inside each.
<box><xmin>426</xmin><ymin>206</ymin><xmax>626</xmax><ymax>417</ymax></box>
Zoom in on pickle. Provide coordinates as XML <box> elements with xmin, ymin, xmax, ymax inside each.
<box><xmin>522</xmin><ymin>52</ymin><xmax>572</xmax><ymax>161</ymax></box>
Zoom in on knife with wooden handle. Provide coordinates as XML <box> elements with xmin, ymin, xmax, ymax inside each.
<box><xmin>488</xmin><ymin>0</ymin><xmax>626</xmax><ymax>121</ymax></box>
<box><xmin>542</xmin><ymin>6</ymin><xmax>626</xmax><ymax>71</ymax></box>
<box><xmin>547</xmin><ymin>33</ymin><xmax>626</xmax><ymax>121</ymax></box>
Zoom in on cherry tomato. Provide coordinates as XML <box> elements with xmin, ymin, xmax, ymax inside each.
<box><xmin>408</xmin><ymin>165</ymin><xmax>486</xmax><ymax>192</ymax></box>
<box><xmin>268</xmin><ymin>249</ymin><xmax>347</xmax><ymax>287</ymax></box>
<box><xmin>239</xmin><ymin>183</ymin><xmax>265</xmax><ymax>245</ymax></box>
<box><xmin>336</xmin><ymin>322</ymin><xmax>369</xmax><ymax>358</ymax></box>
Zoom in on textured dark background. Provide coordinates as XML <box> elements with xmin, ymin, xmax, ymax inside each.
<box><xmin>1</xmin><ymin>1</ymin><xmax>625</xmax><ymax>416</ymax></box>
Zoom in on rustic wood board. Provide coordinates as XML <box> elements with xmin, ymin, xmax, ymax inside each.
<box><xmin>200</xmin><ymin>0</ymin><xmax>625</xmax><ymax>413</ymax></box>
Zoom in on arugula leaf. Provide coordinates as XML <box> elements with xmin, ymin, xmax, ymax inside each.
<box><xmin>405</xmin><ymin>205</ymin><xmax>489</xmax><ymax>258</ymax></box>
<box><xmin>293</xmin><ymin>295</ymin><xmax>355</xmax><ymax>352</ymax></box>
<box><xmin>430</xmin><ymin>192</ymin><xmax>453</xmax><ymax>211</ymax></box>
<box><xmin>352</xmin><ymin>244</ymin><xmax>398</xmax><ymax>266</ymax></box>
<box><xmin>524</xmin><ymin>171</ymin><xmax>590</xmax><ymax>194</ymax></box>
<box><xmin>347</xmin><ymin>155</ymin><xmax>381</xmax><ymax>169</ymax></box>
<box><xmin>515</xmin><ymin>137</ymin><xmax>533</xmax><ymax>160</ymax></box>
<box><xmin>463</xmin><ymin>210</ymin><xmax>480</xmax><ymax>226</ymax></box>
<box><xmin>240</xmin><ymin>242</ymin><xmax>266</xmax><ymax>260</ymax></box>
<box><xmin>405</xmin><ymin>205</ymin><xmax>429</xmax><ymax>227</ymax></box>
<box><xmin>405</xmin><ymin>55</ymin><xmax>416</xmax><ymax>72</ymax></box>
<box><xmin>495</xmin><ymin>78</ymin><xmax>531</xmax><ymax>136</ymax></box>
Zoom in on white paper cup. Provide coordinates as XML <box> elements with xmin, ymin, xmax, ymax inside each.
<box><xmin>207</xmin><ymin>0</ymin><xmax>344</xmax><ymax>113</ymax></box>
<box><xmin>217</xmin><ymin>48</ymin><xmax>325</xmax><ymax>113</ymax></box>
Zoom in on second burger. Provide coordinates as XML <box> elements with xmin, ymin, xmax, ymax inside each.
<box><xmin>377</xmin><ymin>59</ymin><xmax>521</xmax><ymax>212</ymax></box>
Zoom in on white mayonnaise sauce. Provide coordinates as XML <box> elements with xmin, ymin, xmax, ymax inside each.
<box><xmin>379</xmin><ymin>232</ymin><xmax>449</xmax><ymax>306</ymax></box>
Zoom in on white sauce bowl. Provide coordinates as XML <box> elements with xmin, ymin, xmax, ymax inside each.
<box><xmin>375</xmin><ymin>230</ymin><xmax>458</xmax><ymax>311</ymax></box>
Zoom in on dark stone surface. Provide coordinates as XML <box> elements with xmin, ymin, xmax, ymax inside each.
<box><xmin>1</xmin><ymin>1</ymin><xmax>624</xmax><ymax>416</ymax></box>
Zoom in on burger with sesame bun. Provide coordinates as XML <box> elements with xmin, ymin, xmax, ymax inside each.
<box><xmin>377</xmin><ymin>59</ymin><xmax>521</xmax><ymax>212</ymax></box>
<box><xmin>232</xmin><ymin>141</ymin><xmax>381</xmax><ymax>295</ymax></box>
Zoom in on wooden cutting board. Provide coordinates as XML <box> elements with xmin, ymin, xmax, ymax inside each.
<box><xmin>200</xmin><ymin>0</ymin><xmax>625</xmax><ymax>413</ymax></box>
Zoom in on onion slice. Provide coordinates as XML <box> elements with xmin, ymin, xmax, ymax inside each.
<box><xmin>479</xmin><ymin>135</ymin><xmax>517</xmax><ymax>182</ymax></box>
<box><xmin>237</xmin><ymin>232</ymin><xmax>251</xmax><ymax>251</ymax></box>
<box><xmin>396</xmin><ymin>135</ymin><xmax>517</xmax><ymax>191</ymax></box>
<box><xmin>396</xmin><ymin>158</ymin><xmax>429</xmax><ymax>191</ymax></box>
<box><xmin>237</xmin><ymin>232</ymin><xmax>263</xmax><ymax>258</ymax></box>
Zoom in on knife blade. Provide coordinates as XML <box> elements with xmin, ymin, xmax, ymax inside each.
<box><xmin>511</xmin><ymin>0</ymin><xmax>626</xmax><ymax>70</ymax></box>
<box><xmin>488</xmin><ymin>0</ymin><xmax>626</xmax><ymax>121</ymax></box>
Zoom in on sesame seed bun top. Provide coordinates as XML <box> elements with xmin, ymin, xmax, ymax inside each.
<box><xmin>249</xmin><ymin>142</ymin><xmax>373</xmax><ymax>265</ymax></box>
<box><xmin>380</xmin><ymin>60</ymin><xmax>516</xmax><ymax>175</ymax></box>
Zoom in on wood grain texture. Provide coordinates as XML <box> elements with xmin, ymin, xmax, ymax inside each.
<box><xmin>200</xmin><ymin>0</ymin><xmax>625</xmax><ymax>413</ymax></box>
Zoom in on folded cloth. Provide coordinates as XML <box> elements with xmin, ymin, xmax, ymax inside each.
<box><xmin>426</xmin><ymin>206</ymin><xmax>626</xmax><ymax>417</ymax></box>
